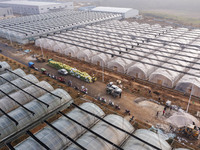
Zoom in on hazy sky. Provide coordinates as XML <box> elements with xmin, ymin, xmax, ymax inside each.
<box><xmin>99</xmin><ymin>0</ymin><xmax>200</xmax><ymax>12</ymax></box>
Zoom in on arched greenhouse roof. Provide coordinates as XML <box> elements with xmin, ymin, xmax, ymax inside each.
<box><xmin>0</xmin><ymin>74</ymin><xmax>39</xmax><ymax>99</ymax></box>
<box><xmin>0</xmin><ymin>89</ymin><xmax>72</xmax><ymax>141</ymax></box>
<box><xmin>0</xmin><ymin>68</ymin><xmax>26</xmax><ymax>85</ymax></box>
<box><xmin>15</xmin><ymin>102</ymin><xmax>104</xmax><ymax>150</ymax></box>
<box><xmin>0</xmin><ymin>81</ymin><xmax>54</xmax><ymax>116</ymax></box>
<box><xmin>122</xmin><ymin>129</ymin><xmax>171</xmax><ymax>150</ymax></box>
<box><xmin>0</xmin><ymin>61</ymin><xmax>11</xmax><ymax>74</ymax></box>
<box><xmin>67</xmin><ymin>114</ymin><xmax>134</xmax><ymax>150</ymax></box>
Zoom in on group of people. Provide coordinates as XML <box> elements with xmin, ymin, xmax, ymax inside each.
<box><xmin>156</xmin><ymin>105</ymin><xmax>173</xmax><ymax>118</ymax></box>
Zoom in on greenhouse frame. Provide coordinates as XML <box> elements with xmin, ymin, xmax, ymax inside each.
<box><xmin>0</xmin><ymin>10</ymin><xmax>122</xmax><ymax>44</ymax></box>
<box><xmin>35</xmin><ymin>19</ymin><xmax>200</xmax><ymax>96</ymax></box>
<box><xmin>0</xmin><ymin>63</ymin><xmax>73</xmax><ymax>146</ymax></box>
<box><xmin>14</xmin><ymin>102</ymin><xmax>189</xmax><ymax>150</ymax></box>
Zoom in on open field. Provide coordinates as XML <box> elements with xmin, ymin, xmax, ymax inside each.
<box><xmin>141</xmin><ymin>9</ymin><xmax>200</xmax><ymax>28</ymax></box>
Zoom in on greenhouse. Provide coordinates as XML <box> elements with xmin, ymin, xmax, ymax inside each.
<box><xmin>175</xmin><ymin>60</ymin><xmax>200</xmax><ymax>97</ymax></box>
<box><xmin>0</xmin><ymin>68</ymin><xmax>26</xmax><ymax>85</ymax></box>
<box><xmin>107</xmin><ymin>53</ymin><xmax>138</xmax><ymax>73</ymax></box>
<box><xmin>67</xmin><ymin>114</ymin><xmax>134</xmax><ymax>150</ymax></box>
<box><xmin>149</xmin><ymin>47</ymin><xmax>200</xmax><ymax>88</ymax></box>
<box><xmin>0</xmin><ymin>61</ymin><xmax>11</xmax><ymax>75</ymax></box>
<box><xmin>0</xmin><ymin>74</ymin><xmax>39</xmax><ymax>98</ymax></box>
<box><xmin>76</xmin><ymin>47</ymin><xmax>99</xmax><ymax>62</ymax></box>
<box><xmin>34</xmin><ymin>19</ymin><xmax>200</xmax><ymax>90</ymax></box>
<box><xmin>91</xmin><ymin>52</ymin><xmax>112</xmax><ymax>67</ymax></box>
<box><xmin>127</xmin><ymin>51</ymin><xmax>169</xmax><ymax>79</ymax></box>
<box><xmin>15</xmin><ymin>102</ymin><xmax>105</xmax><ymax>150</ymax></box>
<box><xmin>12</xmin><ymin>102</ymin><xmax>190</xmax><ymax>150</ymax></box>
<box><xmin>64</xmin><ymin>46</ymin><xmax>80</xmax><ymax>57</ymax></box>
<box><xmin>0</xmin><ymin>81</ymin><xmax>54</xmax><ymax>115</ymax></box>
<box><xmin>0</xmin><ymin>10</ymin><xmax>122</xmax><ymax>44</ymax></box>
<box><xmin>122</xmin><ymin>129</ymin><xmax>171</xmax><ymax>150</ymax></box>
<box><xmin>0</xmin><ymin>89</ymin><xmax>72</xmax><ymax>141</ymax></box>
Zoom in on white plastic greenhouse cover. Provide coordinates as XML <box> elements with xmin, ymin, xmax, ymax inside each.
<box><xmin>64</xmin><ymin>46</ymin><xmax>79</xmax><ymax>57</ymax></box>
<box><xmin>0</xmin><ymin>61</ymin><xmax>11</xmax><ymax>74</ymax></box>
<box><xmin>0</xmin><ymin>68</ymin><xmax>26</xmax><ymax>85</ymax></box>
<box><xmin>0</xmin><ymin>81</ymin><xmax>54</xmax><ymax>116</ymax></box>
<box><xmin>175</xmin><ymin>76</ymin><xmax>200</xmax><ymax>97</ymax></box>
<box><xmin>149</xmin><ymin>55</ymin><xmax>195</xmax><ymax>88</ymax></box>
<box><xmin>122</xmin><ymin>129</ymin><xmax>171</xmax><ymax>150</ymax></box>
<box><xmin>91</xmin><ymin>53</ymin><xmax>110</xmax><ymax>67</ymax></box>
<box><xmin>42</xmin><ymin>39</ymin><xmax>56</xmax><ymax>50</ymax></box>
<box><xmin>126</xmin><ymin>50</ymin><xmax>171</xmax><ymax>80</ymax></box>
<box><xmin>77</xmin><ymin>49</ymin><xmax>98</xmax><ymax>62</ymax></box>
<box><xmin>53</xmin><ymin>42</ymin><xmax>67</xmax><ymax>52</ymax></box>
<box><xmin>0</xmin><ymin>74</ymin><xmax>39</xmax><ymax>98</ymax></box>
<box><xmin>67</xmin><ymin>114</ymin><xmax>134</xmax><ymax>150</ymax></box>
<box><xmin>15</xmin><ymin>102</ymin><xmax>105</xmax><ymax>150</ymax></box>
<box><xmin>107</xmin><ymin>54</ymin><xmax>137</xmax><ymax>73</ymax></box>
<box><xmin>0</xmin><ymin>89</ymin><xmax>72</xmax><ymax>141</ymax></box>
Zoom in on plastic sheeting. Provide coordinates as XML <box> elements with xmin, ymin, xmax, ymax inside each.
<box><xmin>107</xmin><ymin>53</ymin><xmax>137</xmax><ymax>73</ymax></box>
<box><xmin>122</xmin><ymin>129</ymin><xmax>171</xmax><ymax>150</ymax></box>
<box><xmin>0</xmin><ymin>81</ymin><xmax>54</xmax><ymax>116</ymax></box>
<box><xmin>166</xmin><ymin>112</ymin><xmax>200</xmax><ymax>128</ymax></box>
<box><xmin>0</xmin><ymin>10</ymin><xmax>121</xmax><ymax>44</ymax></box>
<box><xmin>0</xmin><ymin>68</ymin><xmax>26</xmax><ymax>85</ymax></box>
<box><xmin>35</xmin><ymin>20</ymin><xmax>200</xmax><ymax>91</ymax></box>
<box><xmin>149</xmin><ymin>55</ymin><xmax>195</xmax><ymax>88</ymax></box>
<box><xmin>15</xmin><ymin>102</ymin><xmax>105</xmax><ymax>150</ymax></box>
<box><xmin>0</xmin><ymin>74</ymin><xmax>39</xmax><ymax>98</ymax></box>
<box><xmin>0</xmin><ymin>89</ymin><xmax>72</xmax><ymax>141</ymax></box>
<box><xmin>77</xmin><ymin>48</ymin><xmax>98</xmax><ymax>62</ymax></box>
<box><xmin>64</xmin><ymin>46</ymin><xmax>80</xmax><ymax>57</ymax></box>
<box><xmin>0</xmin><ymin>61</ymin><xmax>11</xmax><ymax>74</ymax></box>
<box><xmin>127</xmin><ymin>50</ymin><xmax>171</xmax><ymax>80</ymax></box>
<box><xmin>175</xmin><ymin>60</ymin><xmax>200</xmax><ymax>97</ymax></box>
<box><xmin>91</xmin><ymin>53</ymin><xmax>111</xmax><ymax>67</ymax></box>
<box><xmin>67</xmin><ymin>114</ymin><xmax>134</xmax><ymax>150</ymax></box>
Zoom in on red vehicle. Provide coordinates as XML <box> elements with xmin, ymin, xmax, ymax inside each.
<box><xmin>58</xmin><ymin>77</ymin><xmax>65</xmax><ymax>83</ymax></box>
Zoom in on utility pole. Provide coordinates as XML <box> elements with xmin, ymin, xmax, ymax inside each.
<box><xmin>40</xmin><ymin>43</ymin><xmax>44</xmax><ymax>58</ymax></box>
<box><xmin>102</xmin><ymin>62</ymin><xmax>104</xmax><ymax>82</ymax></box>
<box><xmin>7</xmin><ymin>30</ymin><xmax>13</xmax><ymax>46</ymax></box>
<box><xmin>186</xmin><ymin>85</ymin><xmax>193</xmax><ymax>113</ymax></box>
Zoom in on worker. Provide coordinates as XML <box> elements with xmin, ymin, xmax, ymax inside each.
<box><xmin>163</xmin><ymin>110</ymin><xmax>165</xmax><ymax>116</ymax></box>
<box><xmin>129</xmin><ymin>116</ymin><xmax>134</xmax><ymax>122</ymax></box>
<box><xmin>119</xmin><ymin>92</ymin><xmax>122</xmax><ymax>98</ymax></box>
<box><xmin>125</xmin><ymin>109</ymin><xmax>131</xmax><ymax>115</ymax></box>
<box><xmin>170</xmin><ymin>125</ymin><xmax>173</xmax><ymax>131</ymax></box>
<box><xmin>156</xmin><ymin>111</ymin><xmax>159</xmax><ymax>118</ymax></box>
<box><xmin>68</xmin><ymin>80</ymin><xmax>72</xmax><ymax>87</ymax></box>
<box><xmin>92</xmin><ymin>76</ymin><xmax>96</xmax><ymax>82</ymax></box>
<box><xmin>149</xmin><ymin>90</ymin><xmax>151</xmax><ymax>94</ymax></box>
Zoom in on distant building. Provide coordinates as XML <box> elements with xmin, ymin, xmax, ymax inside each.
<box><xmin>0</xmin><ymin>1</ymin><xmax>73</xmax><ymax>15</ymax></box>
<box><xmin>0</xmin><ymin>7</ymin><xmax>13</xmax><ymax>17</ymax></box>
<box><xmin>91</xmin><ymin>6</ymin><xmax>139</xmax><ymax>18</ymax></box>
<box><xmin>78</xmin><ymin>6</ymin><xmax>96</xmax><ymax>11</ymax></box>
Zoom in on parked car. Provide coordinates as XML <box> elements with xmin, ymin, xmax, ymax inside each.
<box><xmin>58</xmin><ymin>69</ymin><xmax>68</xmax><ymax>75</ymax></box>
